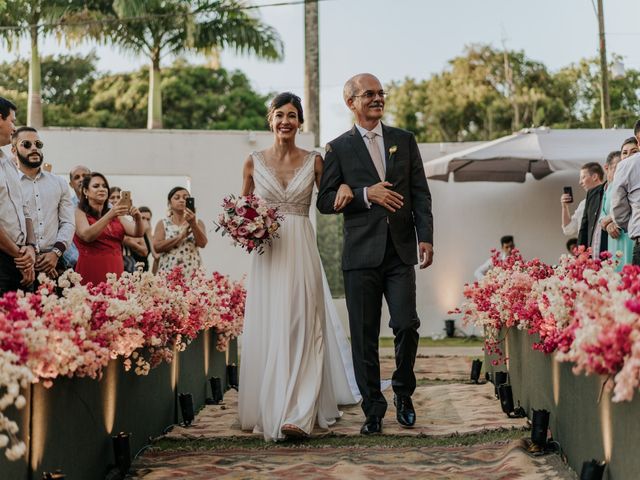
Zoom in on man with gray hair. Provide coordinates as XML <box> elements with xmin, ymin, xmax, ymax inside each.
<box><xmin>63</xmin><ymin>164</ymin><xmax>90</xmax><ymax>269</ymax></box>
<box><xmin>318</xmin><ymin>73</ymin><xmax>433</xmax><ymax>435</ymax></box>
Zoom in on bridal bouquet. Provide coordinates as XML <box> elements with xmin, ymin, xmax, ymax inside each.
<box><xmin>215</xmin><ymin>194</ymin><xmax>283</xmax><ymax>254</ymax></box>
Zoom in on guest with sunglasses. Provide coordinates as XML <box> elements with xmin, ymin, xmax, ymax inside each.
<box><xmin>12</xmin><ymin>127</ymin><xmax>74</xmax><ymax>280</ymax></box>
<box><xmin>74</xmin><ymin>172</ymin><xmax>145</xmax><ymax>285</ymax></box>
<box><xmin>0</xmin><ymin>97</ymin><xmax>36</xmax><ymax>293</ymax></box>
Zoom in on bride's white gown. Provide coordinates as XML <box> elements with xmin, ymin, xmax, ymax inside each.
<box><xmin>238</xmin><ymin>150</ymin><xmax>360</xmax><ymax>441</ymax></box>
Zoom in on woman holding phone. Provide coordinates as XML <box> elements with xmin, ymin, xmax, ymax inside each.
<box><xmin>74</xmin><ymin>173</ymin><xmax>145</xmax><ymax>285</ymax></box>
<box><xmin>153</xmin><ymin>186</ymin><xmax>207</xmax><ymax>278</ymax></box>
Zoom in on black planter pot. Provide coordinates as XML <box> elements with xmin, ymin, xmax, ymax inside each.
<box><xmin>444</xmin><ymin>319</ymin><xmax>455</xmax><ymax>338</ymax></box>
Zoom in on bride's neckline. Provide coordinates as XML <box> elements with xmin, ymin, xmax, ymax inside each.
<box><xmin>255</xmin><ymin>150</ymin><xmax>314</xmax><ymax>191</ymax></box>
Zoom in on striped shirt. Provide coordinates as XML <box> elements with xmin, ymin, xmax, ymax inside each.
<box><xmin>19</xmin><ymin>168</ymin><xmax>75</xmax><ymax>251</ymax></box>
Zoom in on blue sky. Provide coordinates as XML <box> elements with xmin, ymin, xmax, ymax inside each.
<box><xmin>6</xmin><ymin>0</ymin><xmax>640</xmax><ymax>144</ymax></box>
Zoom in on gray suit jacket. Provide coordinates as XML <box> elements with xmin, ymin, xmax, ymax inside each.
<box><xmin>317</xmin><ymin>123</ymin><xmax>433</xmax><ymax>270</ymax></box>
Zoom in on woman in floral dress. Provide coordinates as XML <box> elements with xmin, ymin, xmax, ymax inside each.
<box><xmin>153</xmin><ymin>186</ymin><xmax>207</xmax><ymax>277</ymax></box>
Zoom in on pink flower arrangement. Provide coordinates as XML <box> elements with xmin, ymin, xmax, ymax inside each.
<box><xmin>0</xmin><ymin>267</ymin><xmax>245</xmax><ymax>460</ymax></box>
<box><xmin>462</xmin><ymin>248</ymin><xmax>640</xmax><ymax>403</ymax></box>
<box><xmin>215</xmin><ymin>194</ymin><xmax>283</xmax><ymax>254</ymax></box>
<box><xmin>461</xmin><ymin>249</ymin><xmax>553</xmax><ymax>364</ymax></box>
<box><xmin>530</xmin><ymin>248</ymin><xmax>614</xmax><ymax>354</ymax></box>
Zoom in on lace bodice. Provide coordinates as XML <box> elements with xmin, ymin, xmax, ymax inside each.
<box><xmin>251</xmin><ymin>151</ymin><xmax>317</xmax><ymax>216</ymax></box>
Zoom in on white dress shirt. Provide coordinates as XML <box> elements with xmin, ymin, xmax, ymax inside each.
<box><xmin>474</xmin><ymin>252</ymin><xmax>507</xmax><ymax>281</ymax></box>
<box><xmin>562</xmin><ymin>198</ymin><xmax>585</xmax><ymax>237</ymax></box>
<box><xmin>20</xmin><ymin>168</ymin><xmax>75</xmax><ymax>251</ymax></box>
<box><xmin>0</xmin><ymin>149</ymin><xmax>29</xmax><ymax>245</ymax></box>
<box><xmin>355</xmin><ymin>122</ymin><xmax>385</xmax><ymax>208</ymax></box>
<box><xmin>611</xmin><ymin>152</ymin><xmax>640</xmax><ymax>239</ymax></box>
<box><xmin>591</xmin><ymin>198</ymin><xmax>605</xmax><ymax>258</ymax></box>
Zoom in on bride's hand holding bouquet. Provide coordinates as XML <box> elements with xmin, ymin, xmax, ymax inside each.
<box><xmin>215</xmin><ymin>194</ymin><xmax>283</xmax><ymax>254</ymax></box>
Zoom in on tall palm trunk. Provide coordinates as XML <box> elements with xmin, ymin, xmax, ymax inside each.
<box><xmin>147</xmin><ymin>51</ymin><xmax>163</xmax><ymax>129</ymax></box>
<box><xmin>303</xmin><ymin>0</ymin><xmax>319</xmax><ymax>147</ymax></box>
<box><xmin>27</xmin><ymin>24</ymin><xmax>43</xmax><ymax>127</ymax></box>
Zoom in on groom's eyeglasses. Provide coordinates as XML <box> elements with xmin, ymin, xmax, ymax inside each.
<box><xmin>19</xmin><ymin>140</ymin><xmax>44</xmax><ymax>150</ymax></box>
<box><xmin>352</xmin><ymin>90</ymin><xmax>388</xmax><ymax>100</ymax></box>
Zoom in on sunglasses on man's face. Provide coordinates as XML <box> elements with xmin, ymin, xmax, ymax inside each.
<box><xmin>20</xmin><ymin>140</ymin><xmax>44</xmax><ymax>150</ymax></box>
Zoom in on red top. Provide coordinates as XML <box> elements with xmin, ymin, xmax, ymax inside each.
<box><xmin>74</xmin><ymin>213</ymin><xmax>125</xmax><ymax>286</ymax></box>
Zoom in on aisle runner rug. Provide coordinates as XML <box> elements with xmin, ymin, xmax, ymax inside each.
<box><xmin>167</xmin><ymin>382</ymin><xmax>526</xmax><ymax>440</ymax></box>
<box><xmin>380</xmin><ymin>354</ymin><xmax>472</xmax><ymax>381</ymax></box>
<box><xmin>132</xmin><ymin>439</ymin><xmax>576</xmax><ymax>480</ymax></box>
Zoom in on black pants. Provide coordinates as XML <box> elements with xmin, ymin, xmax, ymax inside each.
<box><xmin>633</xmin><ymin>242</ymin><xmax>640</xmax><ymax>266</ymax></box>
<box><xmin>0</xmin><ymin>251</ymin><xmax>23</xmax><ymax>295</ymax></box>
<box><xmin>343</xmin><ymin>231</ymin><xmax>420</xmax><ymax>417</ymax></box>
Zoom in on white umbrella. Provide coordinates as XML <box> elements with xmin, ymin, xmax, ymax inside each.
<box><xmin>424</xmin><ymin>127</ymin><xmax>633</xmax><ymax>182</ymax></box>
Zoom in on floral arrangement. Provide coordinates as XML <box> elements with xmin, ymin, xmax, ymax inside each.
<box><xmin>461</xmin><ymin>249</ymin><xmax>554</xmax><ymax>364</ymax></box>
<box><xmin>462</xmin><ymin>248</ymin><xmax>640</xmax><ymax>403</ymax></box>
<box><xmin>0</xmin><ymin>267</ymin><xmax>245</xmax><ymax>460</ymax></box>
<box><xmin>215</xmin><ymin>194</ymin><xmax>283</xmax><ymax>254</ymax></box>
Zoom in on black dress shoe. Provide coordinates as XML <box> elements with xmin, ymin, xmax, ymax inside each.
<box><xmin>360</xmin><ymin>415</ymin><xmax>383</xmax><ymax>435</ymax></box>
<box><xmin>394</xmin><ymin>395</ymin><xmax>416</xmax><ymax>428</ymax></box>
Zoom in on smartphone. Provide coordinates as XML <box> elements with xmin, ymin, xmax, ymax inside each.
<box><xmin>42</xmin><ymin>162</ymin><xmax>52</xmax><ymax>172</ymax></box>
<box><xmin>120</xmin><ymin>190</ymin><xmax>132</xmax><ymax>208</ymax></box>
<box><xmin>563</xmin><ymin>186</ymin><xmax>573</xmax><ymax>203</ymax></box>
<box><xmin>186</xmin><ymin>196</ymin><xmax>196</xmax><ymax>213</ymax></box>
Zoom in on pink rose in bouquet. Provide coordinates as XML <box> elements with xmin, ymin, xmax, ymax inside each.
<box><xmin>215</xmin><ymin>194</ymin><xmax>283</xmax><ymax>254</ymax></box>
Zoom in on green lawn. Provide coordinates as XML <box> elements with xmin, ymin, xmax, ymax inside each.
<box><xmin>152</xmin><ymin>427</ymin><xmax>526</xmax><ymax>451</ymax></box>
<box><xmin>379</xmin><ymin>336</ymin><xmax>484</xmax><ymax>348</ymax></box>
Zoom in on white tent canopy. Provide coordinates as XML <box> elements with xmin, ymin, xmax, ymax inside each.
<box><xmin>424</xmin><ymin>127</ymin><xmax>634</xmax><ymax>182</ymax></box>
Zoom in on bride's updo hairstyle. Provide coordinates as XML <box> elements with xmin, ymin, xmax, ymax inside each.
<box><xmin>267</xmin><ymin>92</ymin><xmax>304</xmax><ymax>127</ymax></box>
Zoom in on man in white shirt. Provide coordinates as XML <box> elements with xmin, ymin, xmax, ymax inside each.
<box><xmin>474</xmin><ymin>235</ymin><xmax>515</xmax><ymax>281</ymax></box>
<box><xmin>611</xmin><ymin>120</ymin><xmax>640</xmax><ymax>265</ymax></box>
<box><xmin>12</xmin><ymin>127</ymin><xmax>74</xmax><ymax>279</ymax></box>
<box><xmin>0</xmin><ymin>97</ymin><xmax>36</xmax><ymax>292</ymax></box>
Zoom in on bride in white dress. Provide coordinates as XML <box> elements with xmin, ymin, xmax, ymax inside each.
<box><xmin>238</xmin><ymin>92</ymin><xmax>360</xmax><ymax>440</ymax></box>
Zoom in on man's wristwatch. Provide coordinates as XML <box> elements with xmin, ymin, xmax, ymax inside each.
<box><xmin>51</xmin><ymin>247</ymin><xmax>63</xmax><ymax>258</ymax></box>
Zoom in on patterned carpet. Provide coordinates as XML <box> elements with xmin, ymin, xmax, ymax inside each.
<box><xmin>132</xmin><ymin>439</ymin><xmax>576</xmax><ymax>479</ymax></box>
<box><xmin>380</xmin><ymin>354</ymin><xmax>474</xmax><ymax>381</ymax></box>
<box><xmin>131</xmin><ymin>355</ymin><xmax>576</xmax><ymax>479</ymax></box>
<box><xmin>166</xmin><ymin>382</ymin><xmax>526</xmax><ymax>440</ymax></box>
<box><xmin>166</xmin><ymin>356</ymin><xmax>522</xmax><ymax>440</ymax></box>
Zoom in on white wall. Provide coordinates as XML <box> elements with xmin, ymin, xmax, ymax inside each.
<box><xmin>37</xmin><ymin>127</ymin><xmax>314</xmax><ymax>283</ymax></box>
<box><xmin>29</xmin><ymin>128</ymin><xmax>583</xmax><ymax>337</ymax></box>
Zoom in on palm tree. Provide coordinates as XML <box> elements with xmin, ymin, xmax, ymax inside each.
<box><xmin>0</xmin><ymin>1</ymin><xmax>103</xmax><ymax>127</ymax></box>
<box><xmin>109</xmin><ymin>0</ymin><xmax>284</xmax><ymax>129</ymax></box>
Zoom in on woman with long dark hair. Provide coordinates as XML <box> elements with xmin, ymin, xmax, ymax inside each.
<box><xmin>153</xmin><ymin>186</ymin><xmax>207</xmax><ymax>278</ymax></box>
<box><xmin>74</xmin><ymin>173</ymin><xmax>145</xmax><ymax>285</ymax></box>
<box><xmin>238</xmin><ymin>92</ymin><xmax>361</xmax><ymax>441</ymax></box>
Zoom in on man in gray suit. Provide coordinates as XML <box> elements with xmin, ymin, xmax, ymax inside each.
<box><xmin>317</xmin><ymin>73</ymin><xmax>434</xmax><ymax>435</ymax></box>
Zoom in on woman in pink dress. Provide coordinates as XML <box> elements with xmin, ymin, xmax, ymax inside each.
<box><xmin>74</xmin><ymin>173</ymin><xmax>145</xmax><ymax>285</ymax></box>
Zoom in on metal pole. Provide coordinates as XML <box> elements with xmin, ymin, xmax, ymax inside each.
<box><xmin>597</xmin><ymin>0</ymin><xmax>610</xmax><ymax>129</ymax></box>
<box><xmin>304</xmin><ymin>0</ymin><xmax>320</xmax><ymax>146</ymax></box>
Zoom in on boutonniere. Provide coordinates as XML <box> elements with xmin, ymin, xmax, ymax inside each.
<box><xmin>389</xmin><ymin>145</ymin><xmax>398</xmax><ymax>155</ymax></box>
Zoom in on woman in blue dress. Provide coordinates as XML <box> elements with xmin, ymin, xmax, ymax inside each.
<box><xmin>601</xmin><ymin>137</ymin><xmax>639</xmax><ymax>271</ymax></box>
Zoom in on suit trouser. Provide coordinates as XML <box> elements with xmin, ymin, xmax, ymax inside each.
<box><xmin>633</xmin><ymin>241</ymin><xmax>640</xmax><ymax>266</ymax></box>
<box><xmin>0</xmin><ymin>251</ymin><xmax>23</xmax><ymax>295</ymax></box>
<box><xmin>343</xmin><ymin>231</ymin><xmax>420</xmax><ymax>417</ymax></box>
